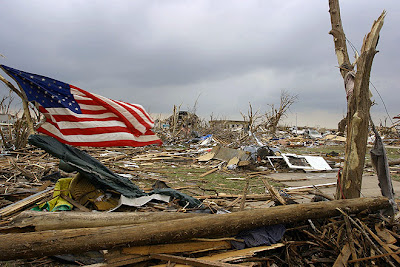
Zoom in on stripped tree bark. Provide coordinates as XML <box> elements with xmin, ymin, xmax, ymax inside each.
<box><xmin>328</xmin><ymin>0</ymin><xmax>386</xmax><ymax>199</ymax></box>
<box><xmin>0</xmin><ymin>72</ymin><xmax>35</xmax><ymax>135</ymax></box>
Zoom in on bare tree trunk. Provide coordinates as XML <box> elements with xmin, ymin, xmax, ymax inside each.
<box><xmin>266</xmin><ymin>90</ymin><xmax>297</xmax><ymax>136</ymax></box>
<box><xmin>21</xmin><ymin>99</ymin><xmax>35</xmax><ymax>135</ymax></box>
<box><xmin>337</xmin><ymin>116</ymin><xmax>347</xmax><ymax>135</ymax></box>
<box><xmin>328</xmin><ymin>0</ymin><xmax>351</xmax><ymax>79</ymax></box>
<box><xmin>0</xmin><ymin>73</ymin><xmax>35</xmax><ymax>135</ymax></box>
<box><xmin>329</xmin><ymin>0</ymin><xmax>386</xmax><ymax>199</ymax></box>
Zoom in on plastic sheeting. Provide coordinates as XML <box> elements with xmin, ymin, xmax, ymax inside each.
<box><xmin>370</xmin><ymin>124</ymin><xmax>398</xmax><ymax>215</ymax></box>
<box><xmin>29</xmin><ymin>134</ymin><xmax>146</xmax><ymax>198</ymax></box>
<box><xmin>28</xmin><ymin>135</ymin><xmax>203</xmax><ymax>208</ymax></box>
<box><xmin>231</xmin><ymin>224</ymin><xmax>286</xmax><ymax>249</ymax></box>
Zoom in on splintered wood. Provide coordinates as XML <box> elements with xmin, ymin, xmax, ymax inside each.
<box><xmin>0</xmin><ymin>144</ymin><xmax>399</xmax><ymax>266</ymax></box>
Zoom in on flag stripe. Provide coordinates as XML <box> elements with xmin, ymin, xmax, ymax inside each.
<box><xmin>47</xmin><ymin>120</ymin><xmax>130</xmax><ymax>130</ymax></box>
<box><xmin>40</xmin><ymin>107</ymin><xmax>119</xmax><ymax>119</ymax></box>
<box><xmin>72</xmin><ymin>87</ymin><xmax>148</xmax><ymax>136</ymax></box>
<box><xmin>38</xmin><ymin>125</ymin><xmax>161</xmax><ymax>147</ymax></box>
<box><xmin>43</xmin><ymin>120</ymin><xmax>133</xmax><ymax>135</ymax></box>
<box><xmin>50</xmin><ymin>115</ymin><xmax>122</xmax><ymax>123</ymax></box>
<box><xmin>72</xmin><ymin>87</ymin><xmax>154</xmax><ymax>131</ymax></box>
<box><xmin>39</xmin><ymin>123</ymin><xmax>160</xmax><ymax>142</ymax></box>
<box><xmin>116</xmin><ymin>101</ymin><xmax>154</xmax><ymax>126</ymax></box>
<box><xmin>123</xmin><ymin>102</ymin><xmax>154</xmax><ymax>124</ymax></box>
<box><xmin>111</xmin><ymin>99</ymin><xmax>153</xmax><ymax>131</ymax></box>
<box><xmin>78</xmin><ymin>104</ymin><xmax>107</xmax><ymax>111</ymax></box>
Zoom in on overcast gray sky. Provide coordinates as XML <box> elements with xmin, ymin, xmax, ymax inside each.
<box><xmin>0</xmin><ymin>0</ymin><xmax>399</xmax><ymax>128</ymax></box>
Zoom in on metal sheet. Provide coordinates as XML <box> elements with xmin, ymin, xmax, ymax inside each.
<box><xmin>281</xmin><ymin>154</ymin><xmax>332</xmax><ymax>171</ymax></box>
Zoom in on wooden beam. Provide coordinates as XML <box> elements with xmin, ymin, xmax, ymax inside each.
<box><xmin>7</xmin><ymin>210</ymin><xmax>205</xmax><ymax>231</ymax></box>
<box><xmin>0</xmin><ymin>197</ymin><xmax>390</xmax><ymax>260</ymax></box>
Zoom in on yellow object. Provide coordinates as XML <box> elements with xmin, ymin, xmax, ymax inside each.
<box><xmin>69</xmin><ymin>173</ymin><xmax>97</xmax><ymax>206</ymax></box>
<box><xmin>69</xmin><ymin>173</ymin><xmax>119</xmax><ymax>211</ymax></box>
<box><xmin>37</xmin><ymin>178</ymin><xmax>73</xmax><ymax>212</ymax></box>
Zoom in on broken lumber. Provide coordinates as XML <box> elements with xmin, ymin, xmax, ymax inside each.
<box><xmin>122</xmin><ymin>240</ymin><xmax>231</xmax><ymax>255</ymax></box>
<box><xmin>200</xmin><ymin>168</ymin><xmax>218</xmax><ymax>177</ymax></box>
<box><xmin>333</xmin><ymin>243</ymin><xmax>351</xmax><ymax>267</ymax></box>
<box><xmin>262</xmin><ymin>178</ymin><xmax>286</xmax><ymax>205</ymax></box>
<box><xmin>0</xmin><ymin>197</ymin><xmax>390</xmax><ymax>260</ymax></box>
<box><xmin>151</xmin><ymin>253</ymin><xmax>238</xmax><ymax>267</ymax></box>
<box><xmin>0</xmin><ymin>187</ymin><xmax>54</xmax><ymax>218</ymax></box>
<box><xmin>153</xmin><ymin>243</ymin><xmax>286</xmax><ymax>267</ymax></box>
<box><xmin>359</xmin><ymin>220</ymin><xmax>400</xmax><ymax>265</ymax></box>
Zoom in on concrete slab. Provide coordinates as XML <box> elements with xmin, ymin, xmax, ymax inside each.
<box><xmin>267</xmin><ymin>171</ymin><xmax>400</xmax><ymax>202</ymax></box>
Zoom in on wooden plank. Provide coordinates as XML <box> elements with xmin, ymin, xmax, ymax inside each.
<box><xmin>262</xmin><ymin>178</ymin><xmax>286</xmax><ymax>205</ymax></box>
<box><xmin>375</xmin><ymin>223</ymin><xmax>397</xmax><ymax>244</ymax></box>
<box><xmin>333</xmin><ymin>243</ymin><xmax>351</xmax><ymax>267</ymax></box>
<box><xmin>152</xmin><ymin>254</ymin><xmax>238</xmax><ymax>267</ymax></box>
<box><xmin>344</xmin><ymin>216</ymin><xmax>358</xmax><ymax>265</ymax></box>
<box><xmin>359</xmin><ymin>220</ymin><xmax>400</xmax><ymax>265</ymax></box>
<box><xmin>337</xmin><ymin>208</ymin><xmax>396</xmax><ymax>267</ymax></box>
<box><xmin>0</xmin><ymin>187</ymin><xmax>54</xmax><ymax>218</ymax></box>
<box><xmin>104</xmin><ymin>249</ymin><xmax>151</xmax><ymax>267</ymax></box>
<box><xmin>122</xmin><ymin>240</ymin><xmax>231</xmax><ymax>255</ymax></box>
<box><xmin>200</xmin><ymin>243</ymin><xmax>285</xmax><ymax>262</ymax></box>
<box><xmin>197</xmin><ymin>152</ymin><xmax>215</xmax><ymax>162</ymax></box>
<box><xmin>153</xmin><ymin>243</ymin><xmax>285</xmax><ymax>266</ymax></box>
<box><xmin>200</xmin><ymin>168</ymin><xmax>218</xmax><ymax>177</ymax></box>
<box><xmin>35</xmin><ymin>181</ymin><xmax>52</xmax><ymax>192</ymax></box>
<box><xmin>226</xmin><ymin>157</ymin><xmax>239</xmax><ymax>166</ymax></box>
<box><xmin>240</xmin><ymin>178</ymin><xmax>249</xmax><ymax>211</ymax></box>
<box><xmin>195</xmin><ymin>194</ymin><xmax>271</xmax><ymax>200</ymax></box>
<box><xmin>348</xmin><ymin>250</ymin><xmax>400</xmax><ymax>264</ymax></box>
<box><xmin>60</xmin><ymin>194</ymin><xmax>91</xmax><ymax>212</ymax></box>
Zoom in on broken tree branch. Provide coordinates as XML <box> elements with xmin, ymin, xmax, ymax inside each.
<box><xmin>328</xmin><ymin>0</ymin><xmax>352</xmax><ymax>78</ymax></box>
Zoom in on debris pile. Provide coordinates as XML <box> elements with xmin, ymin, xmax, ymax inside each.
<box><xmin>0</xmin><ymin>125</ymin><xmax>399</xmax><ymax>266</ymax></box>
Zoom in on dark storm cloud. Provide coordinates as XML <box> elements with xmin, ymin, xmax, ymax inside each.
<box><xmin>0</xmin><ymin>0</ymin><xmax>399</xmax><ymax>128</ymax></box>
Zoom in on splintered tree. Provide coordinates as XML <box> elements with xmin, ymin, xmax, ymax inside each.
<box><xmin>240</xmin><ymin>102</ymin><xmax>261</xmax><ymax>133</ymax></box>
<box><xmin>328</xmin><ymin>0</ymin><xmax>386</xmax><ymax>199</ymax></box>
<box><xmin>265</xmin><ymin>90</ymin><xmax>297</xmax><ymax>136</ymax></box>
<box><xmin>0</xmin><ymin>71</ymin><xmax>35</xmax><ymax>135</ymax></box>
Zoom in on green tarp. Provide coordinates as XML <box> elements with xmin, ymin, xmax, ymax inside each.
<box><xmin>29</xmin><ymin>135</ymin><xmax>202</xmax><ymax>208</ymax></box>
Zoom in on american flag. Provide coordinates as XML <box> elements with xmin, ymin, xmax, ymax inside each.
<box><xmin>0</xmin><ymin>65</ymin><xmax>162</xmax><ymax>147</ymax></box>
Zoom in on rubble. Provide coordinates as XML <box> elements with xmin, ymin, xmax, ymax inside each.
<box><xmin>0</xmin><ymin>120</ymin><xmax>400</xmax><ymax>266</ymax></box>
